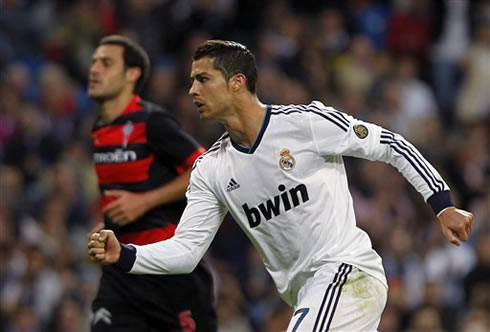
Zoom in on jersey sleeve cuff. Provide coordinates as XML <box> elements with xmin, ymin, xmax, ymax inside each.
<box><xmin>427</xmin><ymin>190</ymin><xmax>454</xmax><ymax>216</ymax></box>
<box><xmin>176</xmin><ymin>147</ymin><xmax>206</xmax><ymax>174</ymax></box>
<box><xmin>115</xmin><ymin>244</ymin><xmax>136</xmax><ymax>272</ymax></box>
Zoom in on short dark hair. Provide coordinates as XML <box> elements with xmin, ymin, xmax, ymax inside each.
<box><xmin>98</xmin><ymin>35</ymin><xmax>150</xmax><ymax>94</ymax></box>
<box><xmin>193</xmin><ymin>40</ymin><xmax>258</xmax><ymax>94</ymax></box>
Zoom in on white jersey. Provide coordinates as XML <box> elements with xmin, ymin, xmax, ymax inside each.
<box><xmin>128</xmin><ymin>101</ymin><xmax>451</xmax><ymax>306</ymax></box>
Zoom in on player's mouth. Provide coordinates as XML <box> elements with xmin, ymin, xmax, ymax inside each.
<box><xmin>194</xmin><ymin>101</ymin><xmax>205</xmax><ymax>112</ymax></box>
<box><xmin>89</xmin><ymin>79</ymin><xmax>100</xmax><ymax>88</ymax></box>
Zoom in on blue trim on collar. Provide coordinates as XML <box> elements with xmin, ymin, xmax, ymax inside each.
<box><xmin>231</xmin><ymin>105</ymin><xmax>271</xmax><ymax>154</ymax></box>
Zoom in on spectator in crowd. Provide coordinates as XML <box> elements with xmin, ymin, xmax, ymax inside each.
<box><xmin>0</xmin><ymin>1</ymin><xmax>488</xmax><ymax>331</ymax></box>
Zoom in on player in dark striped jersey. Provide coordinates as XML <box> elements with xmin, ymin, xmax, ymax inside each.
<box><xmin>87</xmin><ymin>35</ymin><xmax>216</xmax><ymax>332</ymax></box>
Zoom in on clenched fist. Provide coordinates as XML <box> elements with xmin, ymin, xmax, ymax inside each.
<box><xmin>438</xmin><ymin>207</ymin><xmax>473</xmax><ymax>246</ymax></box>
<box><xmin>88</xmin><ymin>230</ymin><xmax>121</xmax><ymax>264</ymax></box>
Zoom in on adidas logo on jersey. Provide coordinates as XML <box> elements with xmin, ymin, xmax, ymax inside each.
<box><xmin>227</xmin><ymin>178</ymin><xmax>240</xmax><ymax>192</ymax></box>
<box><xmin>242</xmin><ymin>183</ymin><xmax>309</xmax><ymax>228</ymax></box>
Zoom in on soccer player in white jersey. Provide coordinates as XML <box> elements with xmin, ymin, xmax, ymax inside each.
<box><xmin>89</xmin><ymin>40</ymin><xmax>473</xmax><ymax>331</ymax></box>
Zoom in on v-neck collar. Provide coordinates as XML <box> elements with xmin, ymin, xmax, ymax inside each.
<box><xmin>121</xmin><ymin>95</ymin><xmax>143</xmax><ymax>115</ymax></box>
<box><xmin>230</xmin><ymin>105</ymin><xmax>271</xmax><ymax>154</ymax></box>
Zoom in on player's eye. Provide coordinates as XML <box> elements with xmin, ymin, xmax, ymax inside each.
<box><xmin>102</xmin><ymin>59</ymin><xmax>112</xmax><ymax>67</ymax></box>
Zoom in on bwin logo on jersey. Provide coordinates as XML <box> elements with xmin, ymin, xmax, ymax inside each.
<box><xmin>242</xmin><ymin>184</ymin><xmax>309</xmax><ymax>228</ymax></box>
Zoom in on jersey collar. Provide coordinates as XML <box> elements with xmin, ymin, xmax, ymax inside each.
<box><xmin>231</xmin><ymin>105</ymin><xmax>271</xmax><ymax>154</ymax></box>
<box><xmin>121</xmin><ymin>95</ymin><xmax>144</xmax><ymax>115</ymax></box>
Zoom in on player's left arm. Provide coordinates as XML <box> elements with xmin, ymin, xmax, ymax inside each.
<box><xmin>308</xmin><ymin>102</ymin><xmax>473</xmax><ymax>245</ymax></box>
<box><xmin>103</xmin><ymin>111</ymin><xmax>204</xmax><ymax>226</ymax></box>
<box><xmin>436</xmin><ymin>207</ymin><xmax>472</xmax><ymax>246</ymax></box>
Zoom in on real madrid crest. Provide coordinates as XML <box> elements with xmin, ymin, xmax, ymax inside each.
<box><xmin>279</xmin><ymin>148</ymin><xmax>295</xmax><ymax>171</ymax></box>
<box><xmin>353</xmin><ymin>124</ymin><xmax>368</xmax><ymax>139</ymax></box>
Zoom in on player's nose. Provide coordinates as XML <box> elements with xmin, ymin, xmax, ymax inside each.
<box><xmin>89</xmin><ymin>66</ymin><xmax>99</xmax><ymax>79</ymax></box>
<box><xmin>188</xmin><ymin>81</ymin><xmax>198</xmax><ymax>96</ymax></box>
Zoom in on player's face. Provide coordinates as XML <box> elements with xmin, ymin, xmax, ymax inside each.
<box><xmin>188</xmin><ymin>57</ymin><xmax>234</xmax><ymax>121</ymax></box>
<box><xmin>88</xmin><ymin>45</ymin><xmax>128</xmax><ymax>101</ymax></box>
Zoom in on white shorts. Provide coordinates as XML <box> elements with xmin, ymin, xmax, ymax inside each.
<box><xmin>286</xmin><ymin>263</ymin><xmax>387</xmax><ymax>332</ymax></box>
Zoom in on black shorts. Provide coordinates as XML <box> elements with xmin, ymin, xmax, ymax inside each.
<box><xmin>91</xmin><ymin>260</ymin><xmax>216</xmax><ymax>332</ymax></box>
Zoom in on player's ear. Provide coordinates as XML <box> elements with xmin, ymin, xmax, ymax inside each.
<box><xmin>126</xmin><ymin>67</ymin><xmax>142</xmax><ymax>85</ymax></box>
<box><xmin>230</xmin><ymin>73</ymin><xmax>246</xmax><ymax>92</ymax></box>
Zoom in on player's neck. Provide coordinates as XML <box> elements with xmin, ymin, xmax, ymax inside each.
<box><xmin>224</xmin><ymin>96</ymin><xmax>266</xmax><ymax>148</ymax></box>
<box><xmin>99</xmin><ymin>91</ymin><xmax>135</xmax><ymax>123</ymax></box>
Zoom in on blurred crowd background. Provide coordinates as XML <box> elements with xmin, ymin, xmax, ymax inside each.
<box><xmin>0</xmin><ymin>0</ymin><xmax>489</xmax><ymax>331</ymax></box>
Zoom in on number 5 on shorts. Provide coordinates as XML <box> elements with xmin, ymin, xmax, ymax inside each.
<box><xmin>292</xmin><ymin>308</ymin><xmax>309</xmax><ymax>332</ymax></box>
<box><xmin>178</xmin><ymin>310</ymin><xmax>195</xmax><ymax>332</ymax></box>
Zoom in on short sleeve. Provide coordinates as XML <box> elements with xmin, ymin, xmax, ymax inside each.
<box><xmin>147</xmin><ymin>111</ymin><xmax>205</xmax><ymax>173</ymax></box>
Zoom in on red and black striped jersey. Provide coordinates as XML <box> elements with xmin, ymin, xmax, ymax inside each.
<box><xmin>91</xmin><ymin>95</ymin><xmax>204</xmax><ymax>245</ymax></box>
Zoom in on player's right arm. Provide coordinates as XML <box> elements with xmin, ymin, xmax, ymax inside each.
<box><xmin>89</xmin><ymin>160</ymin><xmax>228</xmax><ymax>273</ymax></box>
